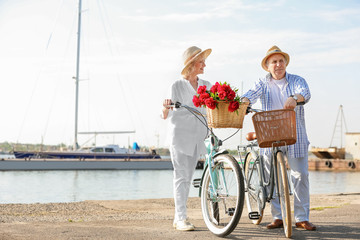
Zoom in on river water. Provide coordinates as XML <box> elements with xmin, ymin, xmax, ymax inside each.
<box><xmin>0</xmin><ymin>170</ymin><xmax>359</xmax><ymax>204</ymax></box>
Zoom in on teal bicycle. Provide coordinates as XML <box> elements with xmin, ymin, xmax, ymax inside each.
<box><xmin>169</xmin><ymin>102</ymin><xmax>245</xmax><ymax>237</ymax></box>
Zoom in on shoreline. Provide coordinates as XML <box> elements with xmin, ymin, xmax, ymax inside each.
<box><xmin>1</xmin><ymin>193</ymin><xmax>359</xmax><ymax>239</ymax></box>
<box><xmin>1</xmin><ymin>157</ymin><xmax>359</xmax><ymax>172</ymax></box>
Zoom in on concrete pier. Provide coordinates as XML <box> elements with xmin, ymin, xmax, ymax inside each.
<box><xmin>0</xmin><ymin>193</ymin><xmax>359</xmax><ymax>239</ymax></box>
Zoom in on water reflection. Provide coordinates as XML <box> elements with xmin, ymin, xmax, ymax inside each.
<box><xmin>309</xmin><ymin>171</ymin><xmax>360</xmax><ymax>194</ymax></box>
<box><xmin>0</xmin><ymin>170</ymin><xmax>358</xmax><ymax>204</ymax></box>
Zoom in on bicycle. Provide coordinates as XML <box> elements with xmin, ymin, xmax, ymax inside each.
<box><xmin>168</xmin><ymin>101</ymin><xmax>245</xmax><ymax>237</ymax></box>
<box><xmin>237</xmin><ymin>106</ymin><xmax>302</xmax><ymax>238</ymax></box>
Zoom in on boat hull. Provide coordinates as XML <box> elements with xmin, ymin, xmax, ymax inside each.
<box><xmin>13</xmin><ymin>151</ymin><xmax>161</xmax><ymax>160</ymax></box>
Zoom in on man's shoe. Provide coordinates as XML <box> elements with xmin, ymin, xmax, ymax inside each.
<box><xmin>266</xmin><ymin>219</ymin><xmax>283</xmax><ymax>229</ymax></box>
<box><xmin>295</xmin><ymin>221</ymin><xmax>316</xmax><ymax>231</ymax></box>
<box><xmin>174</xmin><ymin>220</ymin><xmax>195</xmax><ymax>231</ymax></box>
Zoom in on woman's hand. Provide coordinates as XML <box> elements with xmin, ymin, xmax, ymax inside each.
<box><xmin>162</xmin><ymin>99</ymin><xmax>173</xmax><ymax>119</ymax></box>
<box><xmin>163</xmin><ymin>99</ymin><xmax>173</xmax><ymax>110</ymax></box>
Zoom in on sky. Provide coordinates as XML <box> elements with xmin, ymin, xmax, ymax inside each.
<box><xmin>0</xmin><ymin>0</ymin><xmax>359</xmax><ymax>150</ymax></box>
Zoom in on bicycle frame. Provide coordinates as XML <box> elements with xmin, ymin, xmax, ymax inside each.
<box><xmin>240</xmin><ymin>141</ymin><xmax>293</xmax><ymax>205</ymax></box>
<box><xmin>198</xmin><ymin>130</ymin><xmax>230</xmax><ymax>200</ymax></box>
<box><xmin>168</xmin><ymin>102</ymin><xmax>231</xmax><ymax>199</ymax></box>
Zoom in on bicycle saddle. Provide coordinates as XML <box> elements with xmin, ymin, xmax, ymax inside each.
<box><xmin>246</xmin><ymin>132</ymin><xmax>257</xmax><ymax>141</ymax></box>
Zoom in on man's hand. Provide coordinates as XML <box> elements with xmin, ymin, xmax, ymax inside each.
<box><xmin>241</xmin><ymin>97</ymin><xmax>250</xmax><ymax>103</ymax></box>
<box><xmin>284</xmin><ymin>94</ymin><xmax>304</xmax><ymax>109</ymax></box>
<box><xmin>284</xmin><ymin>97</ymin><xmax>297</xmax><ymax>109</ymax></box>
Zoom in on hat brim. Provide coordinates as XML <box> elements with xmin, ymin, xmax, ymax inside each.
<box><xmin>181</xmin><ymin>49</ymin><xmax>212</xmax><ymax>76</ymax></box>
<box><xmin>261</xmin><ymin>52</ymin><xmax>290</xmax><ymax>72</ymax></box>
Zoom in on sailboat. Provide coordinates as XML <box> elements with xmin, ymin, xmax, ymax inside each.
<box><xmin>12</xmin><ymin>141</ymin><xmax>161</xmax><ymax>160</ymax></box>
<box><xmin>12</xmin><ymin>0</ymin><xmax>161</xmax><ymax>162</ymax></box>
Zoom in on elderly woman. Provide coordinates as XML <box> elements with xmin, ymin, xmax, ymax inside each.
<box><xmin>162</xmin><ymin>46</ymin><xmax>212</xmax><ymax>231</ymax></box>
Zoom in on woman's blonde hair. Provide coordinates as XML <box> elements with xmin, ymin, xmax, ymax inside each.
<box><xmin>181</xmin><ymin>46</ymin><xmax>211</xmax><ymax>77</ymax></box>
<box><xmin>182</xmin><ymin>56</ymin><xmax>205</xmax><ymax>78</ymax></box>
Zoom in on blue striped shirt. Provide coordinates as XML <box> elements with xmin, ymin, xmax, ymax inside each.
<box><xmin>242</xmin><ymin>72</ymin><xmax>311</xmax><ymax>158</ymax></box>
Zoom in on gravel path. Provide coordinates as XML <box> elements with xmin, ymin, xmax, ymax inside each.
<box><xmin>0</xmin><ymin>193</ymin><xmax>359</xmax><ymax>239</ymax></box>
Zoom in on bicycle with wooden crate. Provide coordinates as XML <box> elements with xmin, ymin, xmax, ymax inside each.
<box><xmin>237</xmin><ymin>104</ymin><xmax>304</xmax><ymax>238</ymax></box>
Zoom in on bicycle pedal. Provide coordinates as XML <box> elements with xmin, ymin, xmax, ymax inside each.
<box><xmin>248</xmin><ymin>211</ymin><xmax>260</xmax><ymax>220</ymax></box>
<box><xmin>192</xmin><ymin>178</ymin><xmax>201</xmax><ymax>188</ymax></box>
<box><xmin>227</xmin><ymin>208</ymin><xmax>235</xmax><ymax>216</ymax></box>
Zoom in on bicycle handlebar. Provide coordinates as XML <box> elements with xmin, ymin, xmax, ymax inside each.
<box><xmin>165</xmin><ymin>101</ymin><xmax>213</xmax><ymax>136</ymax></box>
<box><xmin>164</xmin><ymin>101</ymin><xmax>182</xmax><ymax>109</ymax></box>
<box><xmin>246</xmin><ymin>101</ymin><xmax>305</xmax><ymax>114</ymax></box>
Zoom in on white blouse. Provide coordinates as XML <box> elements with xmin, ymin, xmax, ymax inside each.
<box><xmin>166</xmin><ymin>78</ymin><xmax>212</xmax><ymax>156</ymax></box>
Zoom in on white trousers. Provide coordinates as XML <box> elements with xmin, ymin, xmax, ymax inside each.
<box><xmin>263</xmin><ymin>151</ymin><xmax>310</xmax><ymax>223</ymax></box>
<box><xmin>170</xmin><ymin>145</ymin><xmax>199</xmax><ymax>222</ymax></box>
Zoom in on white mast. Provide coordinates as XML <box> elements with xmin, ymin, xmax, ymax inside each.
<box><xmin>74</xmin><ymin>0</ymin><xmax>82</xmax><ymax>149</ymax></box>
<box><xmin>330</xmin><ymin>105</ymin><xmax>348</xmax><ymax>148</ymax></box>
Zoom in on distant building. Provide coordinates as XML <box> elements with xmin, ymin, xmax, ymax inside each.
<box><xmin>345</xmin><ymin>132</ymin><xmax>360</xmax><ymax>160</ymax></box>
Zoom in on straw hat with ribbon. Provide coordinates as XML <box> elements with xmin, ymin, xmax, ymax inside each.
<box><xmin>261</xmin><ymin>45</ymin><xmax>290</xmax><ymax>71</ymax></box>
<box><xmin>181</xmin><ymin>46</ymin><xmax>212</xmax><ymax>76</ymax></box>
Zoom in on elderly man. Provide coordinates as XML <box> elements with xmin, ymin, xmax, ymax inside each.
<box><xmin>242</xmin><ymin>46</ymin><xmax>316</xmax><ymax>231</ymax></box>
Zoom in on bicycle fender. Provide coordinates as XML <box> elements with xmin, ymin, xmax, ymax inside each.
<box><xmin>213</xmin><ymin>149</ymin><xmax>229</xmax><ymax>159</ymax></box>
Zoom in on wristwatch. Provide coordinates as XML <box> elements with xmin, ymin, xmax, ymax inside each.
<box><xmin>290</xmin><ymin>95</ymin><xmax>298</xmax><ymax>101</ymax></box>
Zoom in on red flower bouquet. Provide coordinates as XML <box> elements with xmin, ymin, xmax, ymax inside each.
<box><xmin>193</xmin><ymin>82</ymin><xmax>242</xmax><ymax>113</ymax></box>
<box><xmin>193</xmin><ymin>82</ymin><xmax>248</xmax><ymax>129</ymax></box>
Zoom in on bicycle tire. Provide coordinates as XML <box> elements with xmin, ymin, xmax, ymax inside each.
<box><xmin>276</xmin><ymin>151</ymin><xmax>292</xmax><ymax>238</ymax></box>
<box><xmin>244</xmin><ymin>152</ymin><xmax>264</xmax><ymax>225</ymax></box>
<box><xmin>200</xmin><ymin>154</ymin><xmax>244</xmax><ymax>237</ymax></box>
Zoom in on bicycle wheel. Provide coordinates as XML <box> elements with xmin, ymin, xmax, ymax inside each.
<box><xmin>244</xmin><ymin>152</ymin><xmax>264</xmax><ymax>225</ymax></box>
<box><xmin>200</xmin><ymin>154</ymin><xmax>244</xmax><ymax>237</ymax></box>
<box><xmin>276</xmin><ymin>151</ymin><xmax>292</xmax><ymax>238</ymax></box>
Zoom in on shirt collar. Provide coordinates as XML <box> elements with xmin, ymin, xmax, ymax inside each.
<box><xmin>265</xmin><ymin>72</ymin><xmax>289</xmax><ymax>83</ymax></box>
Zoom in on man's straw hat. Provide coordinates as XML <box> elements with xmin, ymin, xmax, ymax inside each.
<box><xmin>261</xmin><ymin>45</ymin><xmax>290</xmax><ymax>71</ymax></box>
<box><xmin>181</xmin><ymin>46</ymin><xmax>212</xmax><ymax>75</ymax></box>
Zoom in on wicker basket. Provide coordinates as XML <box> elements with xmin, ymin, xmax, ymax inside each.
<box><xmin>206</xmin><ymin>102</ymin><xmax>249</xmax><ymax>128</ymax></box>
<box><xmin>252</xmin><ymin>109</ymin><xmax>297</xmax><ymax>148</ymax></box>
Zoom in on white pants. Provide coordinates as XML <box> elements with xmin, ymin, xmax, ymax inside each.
<box><xmin>263</xmin><ymin>151</ymin><xmax>310</xmax><ymax>223</ymax></box>
<box><xmin>170</xmin><ymin>145</ymin><xmax>199</xmax><ymax>222</ymax></box>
